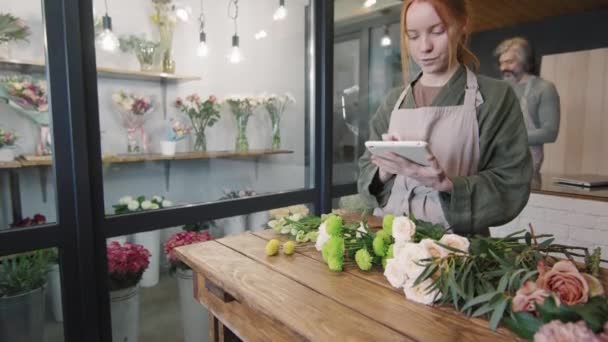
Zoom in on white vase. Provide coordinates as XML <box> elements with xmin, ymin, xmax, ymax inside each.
<box><xmin>110</xmin><ymin>286</ymin><xmax>139</xmax><ymax>342</ymax></box>
<box><xmin>0</xmin><ymin>148</ymin><xmax>15</xmax><ymax>162</ymax></box>
<box><xmin>107</xmin><ymin>235</ymin><xmax>128</xmax><ymax>245</ymax></box>
<box><xmin>46</xmin><ymin>264</ymin><xmax>63</xmax><ymax>322</ymax></box>
<box><xmin>249</xmin><ymin>211</ymin><xmax>269</xmax><ymax>232</ymax></box>
<box><xmin>177</xmin><ymin>269</ymin><xmax>209</xmax><ymax>342</ymax></box>
<box><xmin>133</xmin><ymin>231</ymin><xmax>160</xmax><ymax>288</ymax></box>
<box><xmin>220</xmin><ymin>215</ymin><xmax>247</xmax><ymax>236</ymax></box>
<box><xmin>160</xmin><ymin>141</ymin><xmax>176</xmax><ymax>156</ymax></box>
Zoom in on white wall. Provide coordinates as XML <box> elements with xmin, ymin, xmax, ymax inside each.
<box><xmin>491</xmin><ymin>194</ymin><xmax>608</xmax><ymax>260</ymax></box>
<box><xmin>0</xmin><ymin>0</ymin><xmax>312</xmax><ymax>227</ymax></box>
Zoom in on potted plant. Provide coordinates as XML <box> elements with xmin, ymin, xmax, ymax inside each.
<box><xmin>0</xmin><ymin>250</ymin><xmax>51</xmax><ymax>342</ymax></box>
<box><xmin>0</xmin><ymin>127</ymin><xmax>18</xmax><ymax>162</ymax></box>
<box><xmin>107</xmin><ymin>241</ymin><xmax>150</xmax><ymax>342</ymax></box>
<box><xmin>175</xmin><ymin>94</ymin><xmax>220</xmax><ymax>152</ymax></box>
<box><xmin>160</xmin><ymin>117</ymin><xmax>191</xmax><ymax>156</ymax></box>
<box><xmin>0</xmin><ymin>13</ymin><xmax>30</xmax><ymax>59</ymax></box>
<box><xmin>113</xmin><ymin>195</ymin><xmax>173</xmax><ymax>287</ymax></box>
<box><xmin>164</xmin><ymin>229</ymin><xmax>213</xmax><ymax>342</ymax></box>
<box><xmin>119</xmin><ymin>34</ymin><xmax>160</xmax><ymax>72</ymax></box>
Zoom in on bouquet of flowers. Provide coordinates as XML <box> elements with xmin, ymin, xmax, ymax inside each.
<box><xmin>165</xmin><ymin>117</ymin><xmax>191</xmax><ymax>142</ymax></box>
<box><xmin>163</xmin><ymin>230</ymin><xmax>212</xmax><ymax>273</ymax></box>
<box><xmin>225</xmin><ymin>96</ymin><xmax>261</xmax><ymax>152</ymax></box>
<box><xmin>0</xmin><ymin>13</ymin><xmax>30</xmax><ymax>45</ymax></box>
<box><xmin>269</xmin><ymin>204</ymin><xmax>310</xmax><ymax>220</ymax></box>
<box><xmin>269</xmin><ymin>212</ymin><xmax>321</xmax><ymax>244</ymax></box>
<box><xmin>261</xmin><ymin>93</ymin><xmax>295</xmax><ymax>149</ymax></box>
<box><xmin>113</xmin><ymin>195</ymin><xmax>173</xmax><ymax>215</ymax></box>
<box><xmin>112</xmin><ymin>91</ymin><xmax>155</xmax><ymax>153</ymax></box>
<box><xmin>107</xmin><ymin>241</ymin><xmax>151</xmax><ymax>291</ymax></box>
<box><xmin>119</xmin><ymin>34</ymin><xmax>160</xmax><ymax>71</ymax></box>
<box><xmin>10</xmin><ymin>213</ymin><xmax>46</xmax><ymax>228</ymax></box>
<box><xmin>0</xmin><ymin>127</ymin><xmax>18</xmax><ymax>148</ymax></box>
<box><xmin>175</xmin><ymin>94</ymin><xmax>220</xmax><ymax>152</ymax></box>
<box><xmin>2</xmin><ymin>77</ymin><xmax>49</xmax><ymax>114</ymax></box>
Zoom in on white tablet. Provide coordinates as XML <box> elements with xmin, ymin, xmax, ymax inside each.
<box><xmin>365</xmin><ymin>140</ymin><xmax>431</xmax><ymax>166</ymax></box>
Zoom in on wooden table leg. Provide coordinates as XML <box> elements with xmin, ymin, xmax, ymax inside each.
<box><xmin>209</xmin><ymin>313</ymin><xmax>219</xmax><ymax>342</ymax></box>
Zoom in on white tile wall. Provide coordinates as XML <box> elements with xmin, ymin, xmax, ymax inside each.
<box><xmin>490</xmin><ymin>193</ymin><xmax>608</xmax><ymax>260</ymax></box>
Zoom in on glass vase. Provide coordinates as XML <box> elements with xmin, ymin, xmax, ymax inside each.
<box><xmin>126</xmin><ymin>129</ymin><xmax>141</xmax><ymax>154</ymax></box>
<box><xmin>0</xmin><ymin>42</ymin><xmax>11</xmax><ymax>60</ymax></box>
<box><xmin>162</xmin><ymin>49</ymin><xmax>175</xmax><ymax>74</ymax></box>
<box><xmin>135</xmin><ymin>45</ymin><xmax>157</xmax><ymax>72</ymax></box>
<box><xmin>235</xmin><ymin>115</ymin><xmax>250</xmax><ymax>152</ymax></box>
<box><xmin>193</xmin><ymin>130</ymin><xmax>207</xmax><ymax>152</ymax></box>
<box><xmin>271</xmin><ymin>116</ymin><xmax>281</xmax><ymax>150</ymax></box>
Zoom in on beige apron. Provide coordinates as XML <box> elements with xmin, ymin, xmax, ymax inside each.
<box><xmin>521</xmin><ymin>76</ymin><xmax>544</xmax><ymax>174</ymax></box>
<box><xmin>379</xmin><ymin>68</ymin><xmax>482</xmax><ymax>227</ymax></box>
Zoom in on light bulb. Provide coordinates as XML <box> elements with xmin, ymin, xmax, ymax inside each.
<box><xmin>273</xmin><ymin>5</ymin><xmax>287</xmax><ymax>21</ymax></box>
<box><xmin>255</xmin><ymin>30</ymin><xmax>268</xmax><ymax>40</ymax></box>
<box><xmin>381</xmin><ymin>35</ymin><xmax>392</xmax><ymax>47</ymax></box>
<box><xmin>228</xmin><ymin>46</ymin><xmax>242</xmax><ymax>64</ymax></box>
<box><xmin>175</xmin><ymin>6</ymin><xmax>191</xmax><ymax>22</ymax></box>
<box><xmin>363</xmin><ymin>0</ymin><xmax>377</xmax><ymax>8</ymax></box>
<box><xmin>98</xmin><ymin>28</ymin><xmax>119</xmax><ymax>52</ymax></box>
<box><xmin>197</xmin><ymin>41</ymin><xmax>209</xmax><ymax>57</ymax></box>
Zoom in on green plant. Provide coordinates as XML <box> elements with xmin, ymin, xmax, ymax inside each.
<box><xmin>0</xmin><ymin>13</ymin><xmax>30</xmax><ymax>44</ymax></box>
<box><xmin>0</xmin><ymin>251</ymin><xmax>52</xmax><ymax>297</ymax></box>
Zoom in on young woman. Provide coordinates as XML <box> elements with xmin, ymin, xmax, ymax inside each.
<box><xmin>358</xmin><ymin>0</ymin><xmax>532</xmax><ymax>236</ymax></box>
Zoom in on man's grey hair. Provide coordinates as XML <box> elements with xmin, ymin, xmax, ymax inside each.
<box><xmin>494</xmin><ymin>37</ymin><xmax>533</xmax><ymax>72</ymax></box>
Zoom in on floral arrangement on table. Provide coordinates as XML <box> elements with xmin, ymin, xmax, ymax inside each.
<box><xmin>225</xmin><ymin>96</ymin><xmax>262</xmax><ymax>152</ymax></box>
<box><xmin>268</xmin><ymin>212</ymin><xmax>321</xmax><ymax>244</ymax></box>
<box><xmin>113</xmin><ymin>195</ymin><xmax>173</xmax><ymax>215</ymax></box>
<box><xmin>311</xmin><ymin>213</ymin><xmax>608</xmax><ymax>340</ymax></box>
<box><xmin>10</xmin><ymin>213</ymin><xmax>46</xmax><ymax>228</ymax></box>
<box><xmin>0</xmin><ymin>127</ymin><xmax>18</xmax><ymax>149</ymax></box>
<box><xmin>175</xmin><ymin>94</ymin><xmax>220</xmax><ymax>152</ymax></box>
<box><xmin>261</xmin><ymin>93</ymin><xmax>295</xmax><ymax>149</ymax></box>
<box><xmin>107</xmin><ymin>241</ymin><xmax>151</xmax><ymax>291</ymax></box>
<box><xmin>112</xmin><ymin>91</ymin><xmax>155</xmax><ymax>153</ymax></box>
<box><xmin>0</xmin><ymin>13</ymin><xmax>30</xmax><ymax>45</ymax></box>
<box><xmin>163</xmin><ymin>230</ymin><xmax>212</xmax><ymax>273</ymax></box>
<box><xmin>119</xmin><ymin>34</ymin><xmax>160</xmax><ymax>72</ymax></box>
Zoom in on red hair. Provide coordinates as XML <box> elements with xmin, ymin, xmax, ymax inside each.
<box><xmin>400</xmin><ymin>0</ymin><xmax>479</xmax><ymax>85</ymax></box>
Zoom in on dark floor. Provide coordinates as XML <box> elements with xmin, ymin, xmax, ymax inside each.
<box><xmin>44</xmin><ymin>271</ymin><xmax>183</xmax><ymax>342</ymax></box>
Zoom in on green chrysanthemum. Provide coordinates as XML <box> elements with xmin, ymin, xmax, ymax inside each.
<box><xmin>328</xmin><ymin>255</ymin><xmax>343</xmax><ymax>272</ymax></box>
<box><xmin>373</xmin><ymin>235</ymin><xmax>387</xmax><ymax>257</ymax></box>
<box><xmin>325</xmin><ymin>215</ymin><xmax>343</xmax><ymax>236</ymax></box>
<box><xmin>355</xmin><ymin>248</ymin><xmax>373</xmax><ymax>271</ymax></box>
<box><xmin>387</xmin><ymin>243</ymin><xmax>395</xmax><ymax>259</ymax></box>
<box><xmin>376</xmin><ymin>230</ymin><xmax>392</xmax><ymax>244</ymax></box>
<box><xmin>382</xmin><ymin>257</ymin><xmax>388</xmax><ymax>270</ymax></box>
<box><xmin>305</xmin><ymin>231</ymin><xmax>319</xmax><ymax>242</ymax></box>
<box><xmin>326</xmin><ymin>236</ymin><xmax>345</xmax><ymax>257</ymax></box>
<box><xmin>322</xmin><ymin>243</ymin><xmax>330</xmax><ymax>263</ymax></box>
<box><xmin>295</xmin><ymin>230</ymin><xmax>307</xmax><ymax>242</ymax></box>
<box><xmin>383</xmin><ymin>214</ymin><xmax>395</xmax><ymax>236</ymax></box>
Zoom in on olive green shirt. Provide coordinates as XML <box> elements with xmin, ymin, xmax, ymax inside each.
<box><xmin>357</xmin><ymin>66</ymin><xmax>533</xmax><ymax>236</ymax></box>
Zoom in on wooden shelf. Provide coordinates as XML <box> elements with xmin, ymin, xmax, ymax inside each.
<box><xmin>7</xmin><ymin>149</ymin><xmax>294</xmax><ymax>169</ymax></box>
<box><xmin>0</xmin><ymin>59</ymin><xmax>201</xmax><ymax>83</ymax></box>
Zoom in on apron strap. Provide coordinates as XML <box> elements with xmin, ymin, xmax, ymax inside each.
<box><xmin>393</xmin><ymin>87</ymin><xmax>410</xmax><ymax>112</ymax></box>
<box><xmin>464</xmin><ymin>67</ymin><xmax>483</xmax><ymax>109</ymax></box>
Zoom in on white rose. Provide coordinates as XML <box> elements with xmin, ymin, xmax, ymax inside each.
<box><xmin>290</xmin><ymin>213</ymin><xmax>304</xmax><ymax>222</ymax></box>
<box><xmin>392</xmin><ymin>240</ymin><xmax>409</xmax><ymax>259</ymax></box>
<box><xmin>398</xmin><ymin>243</ymin><xmax>431</xmax><ymax>281</ymax></box>
<box><xmin>288</xmin><ymin>204</ymin><xmax>309</xmax><ymax>216</ymax></box>
<box><xmin>119</xmin><ymin>196</ymin><xmax>133</xmax><ymax>205</ymax></box>
<box><xmin>269</xmin><ymin>208</ymin><xmax>290</xmax><ymax>220</ymax></box>
<box><xmin>315</xmin><ymin>222</ymin><xmax>330</xmax><ymax>251</ymax></box>
<box><xmin>141</xmin><ymin>200</ymin><xmax>153</xmax><ymax>210</ymax></box>
<box><xmin>384</xmin><ymin>258</ymin><xmax>408</xmax><ymax>289</ymax></box>
<box><xmin>150</xmin><ymin>203</ymin><xmax>160</xmax><ymax>210</ymax></box>
<box><xmin>161</xmin><ymin>200</ymin><xmax>173</xmax><ymax>207</ymax></box>
<box><xmin>392</xmin><ymin>216</ymin><xmax>416</xmax><ymax>243</ymax></box>
<box><xmin>439</xmin><ymin>234</ymin><xmax>470</xmax><ymax>254</ymax></box>
<box><xmin>403</xmin><ymin>278</ymin><xmax>441</xmax><ymax>305</ymax></box>
<box><xmin>267</xmin><ymin>220</ymin><xmax>279</xmax><ymax>229</ymax></box>
<box><xmin>355</xmin><ymin>223</ymin><xmax>367</xmax><ymax>238</ymax></box>
<box><xmin>127</xmin><ymin>201</ymin><xmax>140</xmax><ymax>211</ymax></box>
<box><xmin>152</xmin><ymin>195</ymin><xmax>163</xmax><ymax>203</ymax></box>
<box><xmin>420</xmin><ymin>239</ymin><xmax>448</xmax><ymax>259</ymax></box>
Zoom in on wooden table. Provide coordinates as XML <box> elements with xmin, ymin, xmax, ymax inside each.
<box><xmin>176</xmin><ymin>230</ymin><xmax>519</xmax><ymax>342</ymax></box>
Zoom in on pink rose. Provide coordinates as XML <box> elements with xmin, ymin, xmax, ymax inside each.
<box><xmin>534</xmin><ymin>320</ymin><xmax>598</xmax><ymax>342</ymax></box>
<box><xmin>537</xmin><ymin>261</ymin><xmax>589</xmax><ymax>305</ymax></box>
<box><xmin>512</xmin><ymin>281</ymin><xmax>558</xmax><ymax>313</ymax></box>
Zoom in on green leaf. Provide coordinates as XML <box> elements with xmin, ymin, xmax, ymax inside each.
<box><xmin>525</xmin><ymin>232</ymin><xmax>532</xmax><ymax>246</ymax></box>
<box><xmin>472</xmin><ymin>303</ymin><xmax>494</xmax><ymax>317</ymax></box>
<box><xmin>413</xmin><ymin>263</ymin><xmax>438</xmax><ymax>287</ymax></box>
<box><xmin>497</xmin><ymin>274</ymin><xmax>509</xmax><ymax>293</ymax></box>
<box><xmin>462</xmin><ymin>291</ymin><xmax>500</xmax><ymax>311</ymax></box>
<box><xmin>538</xmin><ymin>238</ymin><xmax>555</xmax><ymax>248</ymax></box>
<box><xmin>508</xmin><ymin>269</ymin><xmax>527</xmax><ymax>292</ymax></box>
<box><xmin>504</xmin><ymin>312</ymin><xmax>543</xmax><ymax>340</ymax></box>
<box><xmin>489</xmin><ymin>297</ymin><xmax>509</xmax><ymax>331</ymax></box>
<box><xmin>520</xmin><ymin>270</ymin><xmax>539</xmax><ymax>285</ymax></box>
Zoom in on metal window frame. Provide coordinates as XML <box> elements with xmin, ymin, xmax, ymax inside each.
<box><xmin>0</xmin><ymin>0</ymin><xmax>334</xmax><ymax>341</ymax></box>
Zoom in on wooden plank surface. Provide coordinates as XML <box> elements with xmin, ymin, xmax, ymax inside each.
<box><xmin>0</xmin><ymin>161</ymin><xmax>21</xmax><ymax>169</ymax></box>
<box><xmin>220</xmin><ymin>232</ymin><xmax>516</xmax><ymax>342</ymax></box>
<box><xmin>176</xmin><ymin>241</ymin><xmax>412</xmax><ymax>341</ymax></box>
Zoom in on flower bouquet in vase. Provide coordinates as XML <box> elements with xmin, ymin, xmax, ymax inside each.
<box><xmin>161</xmin><ymin>117</ymin><xmax>191</xmax><ymax>156</ymax></box>
<box><xmin>1</xmin><ymin>77</ymin><xmax>51</xmax><ymax>155</ymax></box>
<box><xmin>112</xmin><ymin>91</ymin><xmax>155</xmax><ymax>154</ymax></box>
<box><xmin>107</xmin><ymin>241</ymin><xmax>150</xmax><ymax>342</ymax></box>
<box><xmin>0</xmin><ymin>13</ymin><xmax>31</xmax><ymax>59</ymax></box>
<box><xmin>119</xmin><ymin>34</ymin><xmax>160</xmax><ymax>72</ymax></box>
<box><xmin>164</xmin><ymin>230</ymin><xmax>213</xmax><ymax>342</ymax></box>
<box><xmin>225</xmin><ymin>96</ymin><xmax>261</xmax><ymax>152</ymax></box>
<box><xmin>262</xmin><ymin>93</ymin><xmax>295</xmax><ymax>149</ymax></box>
<box><xmin>0</xmin><ymin>127</ymin><xmax>18</xmax><ymax>161</ymax></box>
<box><xmin>175</xmin><ymin>94</ymin><xmax>220</xmax><ymax>152</ymax></box>
<box><xmin>151</xmin><ymin>0</ymin><xmax>188</xmax><ymax>73</ymax></box>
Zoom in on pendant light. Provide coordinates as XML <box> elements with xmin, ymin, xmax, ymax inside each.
<box><xmin>96</xmin><ymin>0</ymin><xmax>119</xmax><ymax>52</ymax></box>
<box><xmin>380</xmin><ymin>25</ymin><xmax>392</xmax><ymax>47</ymax></box>
<box><xmin>273</xmin><ymin>0</ymin><xmax>287</xmax><ymax>21</ymax></box>
<box><xmin>227</xmin><ymin>0</ymin><xmax>242</xmax><ymax>64</ymax></box>
<box><xmin>363</xmin><ymin>0</ymin><xmax>377</xmax><ymax>8</ymax></box>
<box><xmin>197</xmin><ymin>0</ymin><xmax>208</xmax><ymax>57</ymax></box>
